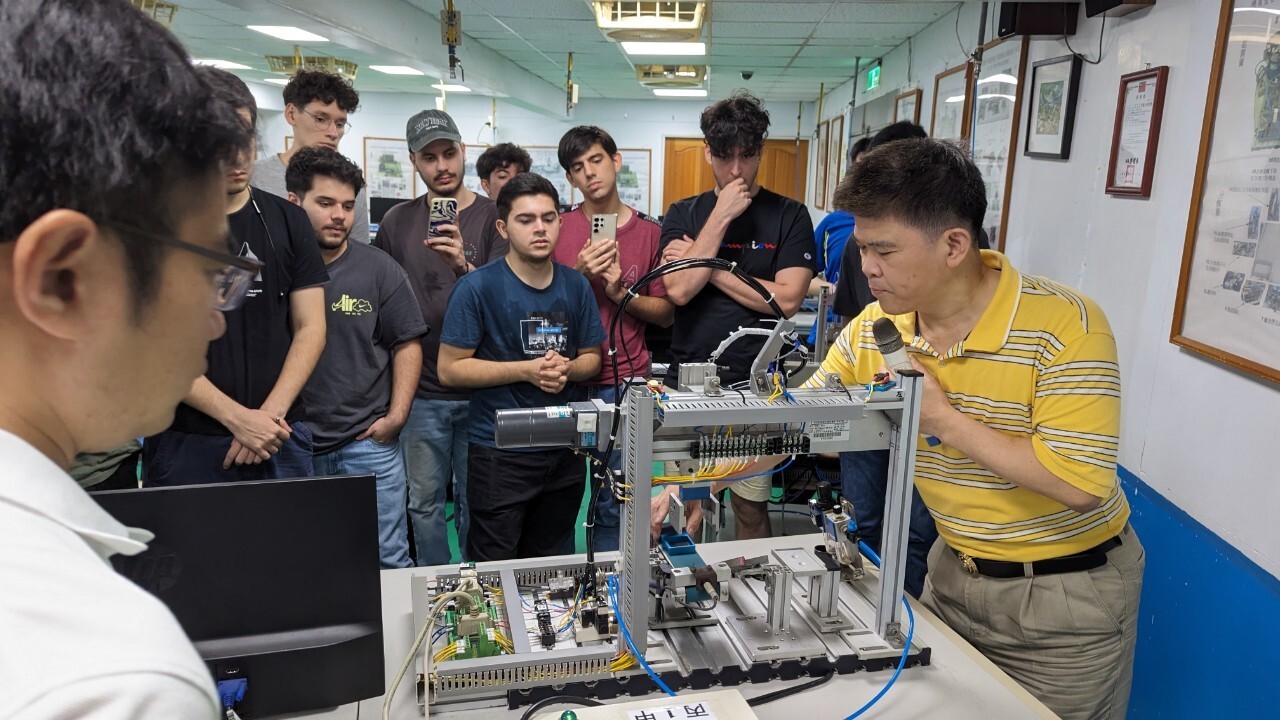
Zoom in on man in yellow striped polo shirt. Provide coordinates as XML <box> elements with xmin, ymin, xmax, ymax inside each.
<box><xmin>808</xmin><ymin>138</ymin><xmax>1144</xmax><ymax>720</ymax></box>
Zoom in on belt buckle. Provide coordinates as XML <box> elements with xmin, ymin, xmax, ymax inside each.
<box><xmin>957</xmin><ymin>551</ymin><xmax>978</xmax><ymax>576</ymax></box>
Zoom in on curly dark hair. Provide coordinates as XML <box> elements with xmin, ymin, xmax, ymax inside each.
<box><xmin>556</xmin><ymin>126</ymin><xmax>618</xmax><ymax>171</ymax></box>
<box><xmin>496</xmin><ymin>172</ymin><xmax>559</xmax><ymax>222</ymax></box>
<box><xmin>867</xmin><ymin>121</ymin><xmax>927</xmax><ymax>151</ymax></box>
<box><xmin>834</xmin><ymin>138</ymin><xmax>986</xmax><ymax>243</ymax></box>
<box><xmin>700</xmin><ymin>90</ymin><xmax>770</xmax><ymax>159</ymax></box>
<box><xmin>282</xmin><ymin>70</ymin><xmax>360</xmax><ymax>112</ymax></box>
<box><xmin>477</xmin><ymin>143</ymin><xmax>532</xmax><ymax>182</ymax></box>
<box><xmin>0</xmin><ymin>0</ymin><xmax>251</xmax><ymax>310</ymax></box>
<box><xmin>285</xmin><ymin>146</ymin><xmax>366</xmax><ymax>198</ymax></box>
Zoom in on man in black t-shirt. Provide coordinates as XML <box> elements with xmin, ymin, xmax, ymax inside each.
<box><xmin>288</xmin><ymin>148</ymin><xmax>428</xmax><ymax>569</ymax></box>
<box><xmin>658</xmin><ymin>92</ymin><xmax>817</xmax><ymax>540</ymax></box>
<box><xmin>143</xmin><ymin>68</ymin><xmax>329</xmax><ymax>486</ymax></box>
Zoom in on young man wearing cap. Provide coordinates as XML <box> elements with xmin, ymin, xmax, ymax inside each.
<box><xmin>374</xmin><ymin>109</ymin><xmax>506</xmax><ymax>565</ymax></box>
<box><xmin>143</xmin><ymin>67</ymin><xmax>329</xmax><ymax>487</ymax></box>
<box><xmin>476</xmin><ymin>142</ymin><xmax>532</xmax><ymax>199</ymax></box>
<box><xmin>253</xmin><ymin>70</ymin><xmax>370</xmax><ymax>244</ymax></box>
<box><xmin>288</xmin><ymin>147</ymin><xmax>428</xmax><ymax>570</ymax></box>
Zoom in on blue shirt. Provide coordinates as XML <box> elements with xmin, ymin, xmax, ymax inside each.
<box><xmin>440</xmin><ymin>259</ymin><xmax>606</xmax><ymax>448</ymax></box>
<box><xmin>808</xmin><ymin>210</ymin><xmax>855</xmax><ymax>344</ymax></box>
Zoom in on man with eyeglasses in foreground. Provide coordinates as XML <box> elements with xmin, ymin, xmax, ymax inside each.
<box><xmin>143</xmin><ymin>68</ymin><xmax>329</xmax><ymax>486</ymax></box>
<box><xmin>0</xmin><ymin>1</ymin><xmax>255</xmax><ymax>715</ymax></box>
<box><xmin>254</xmin><ymin>70</ymin><xmax>370</xmax><ymax>244</ymax></box>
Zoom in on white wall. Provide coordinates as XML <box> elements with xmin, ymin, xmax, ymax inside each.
<box><xmin>817</xmin><ymin>0</ymin><xmax>1279</xmax><ymax>579</ymax></box>
<box><xmin>252</xmin><ymin>88</ymin><xmax>817</xmax><ymax>218</ymax></box>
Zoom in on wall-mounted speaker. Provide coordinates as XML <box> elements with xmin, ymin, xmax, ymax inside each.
<box><xmin>1084</xmin><ymin>0</ymin><xmax>1155</xmax><ymax>18</ymax></box>
<box><xmin>996</xmin><ymin>2</ymin><xmax>1080</xmax><ymax>38</ymax></box>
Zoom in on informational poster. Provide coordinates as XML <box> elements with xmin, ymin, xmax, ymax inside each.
<box><xmin>362</xmin><ymin>137</ymin><xmax>416</xmax><ymax>200</ymax></box>
<box><xmin>894</xmin><ymin>88</ymin><xmax>921</xmax><ymax>124</ymax></box>
<box><xmin>457</xmin><ymin>143</ymin><xmax>488</xmax><ymax>198</ymax></box>
<box><xmin>971</xmin><ymin>36</ymin><xmax>1026</xmax><ymax>250</ymax></box>
<box><xmin>518</xmin><ymin>146</ymin><xmax>573</xmax><ymax>208</ymax></box>
<box><xmin>1173</xmin><ymin>0</ymin><xmax>1280</xmax><ymax>383</ymax></box>
<box><xmin>931</xmin><ymin>63</ymin><xmax>972</xmax><ymax>141</ymax></box>
<box><xmin>617</xmin><ymin>148</ymin><xmax>653</xmax><ymax>216</ymax></box>
<box><xmin>814</xmin><ymin>120</ymin><xmax>829</xmax><ymax>211</ymax></box>
<box><xmin>827</xmin><ymin>114</ymin><xmax>845</xmax><ymax>208</ymax></box>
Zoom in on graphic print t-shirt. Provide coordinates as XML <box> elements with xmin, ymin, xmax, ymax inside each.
<box><xmin>170</xmin><ymin>189</ymin><xmax>328</xmax><ymax>435</ymax></box>
<box><xmin>439</xmin><ymin>261</ymin><xmax>605</xmax><ymax>448</ymax></box>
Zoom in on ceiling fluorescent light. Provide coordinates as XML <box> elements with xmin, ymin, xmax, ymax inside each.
<box><xmin>653</xmin><ymin>88</ymin><xmax>707</xmax><ymax>97</ymax></box>
<box><xmin>977</xmin><ymin>73</ymin><xmax>1018</xmax><ymax>85</ymax></box>
<box><xmin>1236</xmin><ymin>8</ymin><xmax>1280</xmax><ymax>15</ymax></box>
<box><xmin>194</xmin><ymin>59</ymin><xmax>251</xmax><ymax>70</ymax></box>
<box><xmin>622</xmin><ymin>41</ymin><xmax>705</xmax><ymax>56</ymax></box>
<box><xmin>370</xmin><ymin>65</ymin><xmax>425</xmax><ymax>75</ymax></box>
<box><xmin>247</xmin><ymin>26</ymin><xmax>328</xmax><ymax>42</ymax></box>
<box><xmin>945</xmin><ymin>95</ymin><xmax>965</xmax><ymax>103</ymax></box>
<box><xmin>264</xmin><ymin>78</ymin><xmax>290</xmax><ymax>86</ymax></box>
<box><xmin>432</xmin><ymin>83</ymin><xmax>471</xmax><ymax>92</ymax></box>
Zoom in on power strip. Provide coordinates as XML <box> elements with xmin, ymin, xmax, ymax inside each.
<box><xmin>531</xmin><ymin>689</ymin><xmax>758</xmax><ymax>720</ymax></box>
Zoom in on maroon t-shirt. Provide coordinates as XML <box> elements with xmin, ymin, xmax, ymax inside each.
<box><xmin>553</xmin><ymin>206</ymin><xmax>665</xmax><ymax>385</ymax></box>
<box><xmin>375</xmin><ymin>193</ymin><xmax>507</xmax><ymax>399</ymax></box>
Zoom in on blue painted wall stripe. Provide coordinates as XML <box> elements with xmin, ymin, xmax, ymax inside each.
<box><xmin>1119</xmin><ymin>464</ymin><xmax>1280</xmax><ymax>718</ymax></box>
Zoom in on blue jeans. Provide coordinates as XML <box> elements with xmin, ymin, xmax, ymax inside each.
<box><xmin>583</xmin><ymin>384</ymin><xmax>624</xmax><ymax>553</ymax></box>
<box><xmin>402</xmin><ymin>398</ymin><xmax>469</xmax><ymax>566</ymax></box>
<box><xmin>839</xmin><ymin>449</ymin><xmax>937</xmax><ymax>598</ymax></box>
<box><xmin>143</xmin><ymin>422</ymin><xmax>314</xmax><ymax>486</ymax></box>
<box><xmin>313</xmin><ymin>437</ymin><xmax>413</xmax><ymax>569</ymax></box>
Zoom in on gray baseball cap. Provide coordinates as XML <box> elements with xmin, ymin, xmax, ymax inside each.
<box><xmin>406</xmin><ymin>109</ymin><xmax>462</xmax><ymax>153</ymax></box>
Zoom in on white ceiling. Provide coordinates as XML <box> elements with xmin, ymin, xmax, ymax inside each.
<box><xmin>165</xmin><ymin>0</ymin><xmax>965</xmax><ymax>103</ymax></box>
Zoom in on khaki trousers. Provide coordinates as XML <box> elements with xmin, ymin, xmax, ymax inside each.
<box><xmin>921</xmin><ymin>525</ymin><xmax>1144</xmax><ymax>720</ymax></box>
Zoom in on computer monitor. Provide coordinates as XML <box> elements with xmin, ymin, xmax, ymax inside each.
<box><xmin>92</xmin><ymin>474</ymin><xmax>384</xmax><ymax>717</ymax></box>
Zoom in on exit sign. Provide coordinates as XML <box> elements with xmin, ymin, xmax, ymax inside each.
<box><xmin>866</xmin><ymin>64</ymin><xmax>881</xmax><ymax>91</ymax></box>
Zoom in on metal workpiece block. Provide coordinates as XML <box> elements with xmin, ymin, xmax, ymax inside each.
<box><xmin>810</xmin><ymin>571</ymin><xmax>842</xmax><ymax>621</ymax></box>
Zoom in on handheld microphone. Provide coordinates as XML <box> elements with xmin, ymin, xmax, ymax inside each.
<box><xmin>871</xmin><ymin>317</ymin><xmax>940</xmax><ymax>446</ymax></box>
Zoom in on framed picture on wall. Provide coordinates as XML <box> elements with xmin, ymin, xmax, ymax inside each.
<box><xmin>931</xmin><ymin>63</ymin><xmax>973</xmax><ymax>142</ymax></box>
<box><xmin>971</xmin><ymin>35</ymin><xmax>1028</xmax><ymax>251</ymax></box>
<box><xmin>815</xmin><ymin>120</ymin><xmax>829</xmax><ymax>211</ymax></box>
<box><xmin>1172</xmin><ymin>0</ymin><xmax>1280</xmax><ymax>384</ymax></box>
<box><xmin>616</xmin><ymin>148</ymin><xmax>653</xmax><ymax>216</ymax></box>
<box><xmin>1024</xmin><ymin>55</ymin><xmax>1083</xmax><ymax>159</ymax></box>
<box><xmin>1106</xmin><ymin>66</ymin><xmax>1169</xmax><ymax>197</ymax></box>
<box><xmin>362</xmin><ymin>137</ymin><xmax>416</xmax><ymax>201</ymax></box>
<box><xmin>827</xmin><ymin>115</ymin><xmax>845</xmax><ymax>208</ymax></box>
<box><xmin>894</xmin><ymin>88</ymin><xmax>922</xmax><ymax>125</ymax></box>
<box><xmin>284</xmin><ymin>135</ymin><xmax>294</xmax><ymax>151</ymax></box>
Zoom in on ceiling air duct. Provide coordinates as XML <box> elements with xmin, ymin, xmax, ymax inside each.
<box><xmin>636</xmin><ymin>64</ymin><xmax>706</xmax><ymax>88</ymax></box>
<box><xmin>594</xmin><ymin>1</ymin><xmax>705</xmax><ymax>42</ymax></box>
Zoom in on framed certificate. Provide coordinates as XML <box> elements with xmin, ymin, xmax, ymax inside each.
<box><xmin>1106</xmin><ymin>66</ymin><xmax>1169</xmax><ymax>197</ymax></box>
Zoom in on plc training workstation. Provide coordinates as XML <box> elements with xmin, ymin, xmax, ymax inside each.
<box><xmin>399</xmin><ymin>263</ymin><xmax>929</xmax><ymax>717</ymax></box>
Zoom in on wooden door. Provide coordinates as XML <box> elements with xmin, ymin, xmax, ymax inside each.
<box><xmin>661</xmin><ymin>137</ymin><xmax>809</xmax><ymax>215</ymax></box>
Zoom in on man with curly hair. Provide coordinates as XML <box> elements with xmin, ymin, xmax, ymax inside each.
<box><xmin>256</xmin><ymin>70</ymin><xmax>371</xmax><ymax>243</ymax></box>
<box><xmin>656</xmin><ymin>92</ymin><xmax>817</xmax><ymax>540</ymax></box>
<box><xmin>288</xmin><ymin>147</ymin><xmax>427</xmax><ymax>569</ymax></box>
<box><xmin>476</xmin><ymin>142</ymin><xmax>532</xmax><ymax>198</ymax></box>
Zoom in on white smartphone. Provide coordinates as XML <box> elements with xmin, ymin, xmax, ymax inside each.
<box><xmin>590</xmin><ymin>213</ymin><xmax>618</xmax><ymax>243</ymax></box>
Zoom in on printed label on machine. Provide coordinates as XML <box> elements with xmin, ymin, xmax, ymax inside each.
<box><xmin>545</xmin><ymin>407</ymin><xmax>573</xmax><ymax>419</ymax></box>
<box><xmin>806</xmin><ymin>420</ymin><xmax>851</xmax><ymax>442</ymax></box>
<box><xmin>626</xmin><ymin>702</ymin><xmax>717</xmax><ymax>720</ymax></box>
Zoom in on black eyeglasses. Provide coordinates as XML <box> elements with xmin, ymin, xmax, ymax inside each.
<box><xmin>99</xmin><ymin>221</ymin><xmax>264</xmax><ymax>311</ymax></box>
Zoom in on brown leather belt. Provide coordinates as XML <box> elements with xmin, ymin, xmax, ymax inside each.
<box><xmin>952</xmin><ymin>533</ymin><xmax>1123</xmax><ymax>579</ymax></box>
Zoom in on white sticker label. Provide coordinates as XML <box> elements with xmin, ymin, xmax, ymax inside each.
<box><xmin>545</xmin><ymin>407</ymin><xmax>573</xmax><ymax>419</ymax></box>
<box><xmin>807</xmin><ymin>420</ymin><xmax>851</xmax><ymax>442</ymax></box>
<box><xmin>626</xmin><ymin>702</ymin><xmax>717</xmax><ymax>720</ymax></box>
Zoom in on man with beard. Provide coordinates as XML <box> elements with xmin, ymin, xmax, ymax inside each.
<box><xmin>438</xmin><ymin>173</ymin><xmax>604</xmax><ymax>561</ymax></box>
<box><xmin>288</xmin><ymin>147</ymin><xmax>428</xmax><ymax>569</ymax></box>
<box><xmin>374</xmin><ymin>109</ymin><xmax>507</xmax><ymax>565</ymax></box>
<box><xmin>144</xmin><ymin>67</ymin><xmax>328</xmax><ymax>486</ymax></box>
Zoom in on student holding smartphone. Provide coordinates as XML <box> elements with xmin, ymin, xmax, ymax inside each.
<box><xmin>374</xmin><ymin>109</ymin><xmax>507</xmax><ymax>566</ymax></box>
<box><xmin>552</xmin><ymin>125</ymin><xmax>674</xmax><ymax>552</ymax></box>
